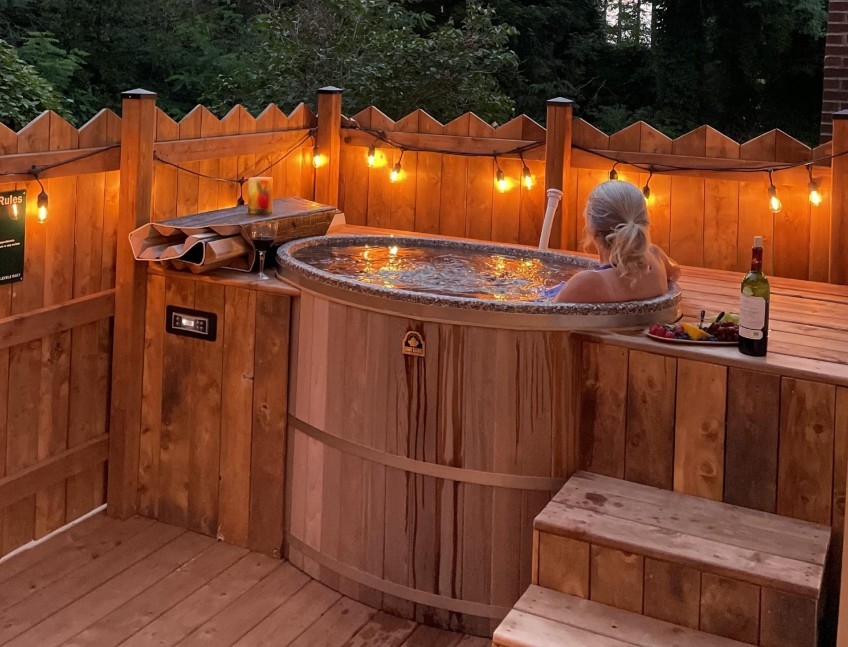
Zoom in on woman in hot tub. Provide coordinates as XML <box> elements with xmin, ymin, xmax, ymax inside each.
<box><xmin>554</xmin><ymin>180</ymin><xmax>680</xmax><ymax>303</ymax></box>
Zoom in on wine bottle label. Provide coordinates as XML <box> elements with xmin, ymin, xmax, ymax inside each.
<box><xmin>739</xmin><ymin>295</ymin><xmax>767</xmax><ymax>340</ymax></box>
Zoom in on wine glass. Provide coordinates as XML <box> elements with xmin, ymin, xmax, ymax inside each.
<box><xmin>246</xmin><ymin>220</ymin><xmax>278</xmax><ymax>280</ymax></box>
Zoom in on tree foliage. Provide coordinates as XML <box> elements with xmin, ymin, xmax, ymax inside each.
<box><xmin>0</xmin><ymin>39</ymin><xmax>61</xmax><ymax>131</ymax></box>
<box><xmin>600</xmin><ymin>0</ymin><xmax>828</xmax><ymax>142</ymax></box>
<box><xmin>0</xmin><ymin>0</ymin><xmax>832</xmax><ymax>144</ymax></box>
<box><xmin>210</xmin><ymin>0</ymin><xmax>518</xmax><ymax>123</ymax></box>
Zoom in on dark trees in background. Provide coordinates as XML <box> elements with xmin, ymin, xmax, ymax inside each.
<box><xmin>0</xmin><ymin>0</ymin><xmax>831</xmax><ymax>144</ymax></box>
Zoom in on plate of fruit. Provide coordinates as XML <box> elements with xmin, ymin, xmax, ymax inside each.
<box><xmin>646</xmin><ymin>312</ymin><xmax>740</xmax><ymax>345</ymax></box>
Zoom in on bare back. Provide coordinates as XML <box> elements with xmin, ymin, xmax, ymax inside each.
<box><xmin>554</xmin><ymin>245</ymin><xmax>679</xmax><ymax>303</ymax></box>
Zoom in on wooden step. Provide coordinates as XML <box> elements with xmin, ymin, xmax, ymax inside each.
<box><xmin>493</xmin><ymin>585</ymin><xmax>748</xmax><ymax>647</ymax></box>
<box><xmin>532</xmin><ymin>471</ymin><xmax>831</xmax><ymax>645</ymax></box>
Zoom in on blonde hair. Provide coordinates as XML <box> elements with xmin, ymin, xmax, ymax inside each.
<box><xmin>583</xmin><ymin>181</ymin><xmax>650</xmax><ymax>277</ymax></box>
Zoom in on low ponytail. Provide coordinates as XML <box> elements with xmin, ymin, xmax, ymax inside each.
<box><xmin>583</xmin><ymin>181</ymin><xmax>652</xmax><ymax>278</ymax></box>
<box><xmin>607</xmin><ymin>221</ymin><xmax>649</xmax><ymax>278</ymax></box>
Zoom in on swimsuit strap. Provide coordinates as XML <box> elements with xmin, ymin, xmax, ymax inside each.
<box><xmin>596</xmin><ymin>263</ymin><xmax>614</xmax><ymax>271</ymax></box>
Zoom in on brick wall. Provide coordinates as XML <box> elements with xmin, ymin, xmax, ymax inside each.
<box><xmin>822</xmin><ymin>0</ymin><xmax>848</xmax><ymax>141</ymax></box>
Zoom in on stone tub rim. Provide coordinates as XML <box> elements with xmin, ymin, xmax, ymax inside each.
<box><xmin>275</xmin><ymin>234</ymin><xmax>682</xmax><ymax>330</ymax></box>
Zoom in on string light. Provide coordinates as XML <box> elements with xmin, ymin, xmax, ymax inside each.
<box><xmin>390</xmin><ymin>150</ymin><xmax>405</xmax><ymax>183</ymax></box>
<box><xmin>768</xmin><ymin>170</ymin><xmax>782</xmax><ymax>213</ymax></box>
<box><xmin>367</xmin><ymin>144</ymin><xmax>377</xmax><ymax>168</ymax></box>
<box><xmin>520</xmin><ymin>153</ymin><xmax>535</xmax><ymax>189</ymax></box>
<box><xmin>609</xmin><ymin>163</ymin><xmax>619</xmax><ymax>181</ymax></box>
<box><xmin>494</xmin><ymin>156</ymin><xmax>509</xmax><ymax>193</ymax></box>
<box><xmin>807</xmin><ymin>165</ymin><xmax>822</xmax><ymax>207</ymax></box>
<box><xmin>30</xmin><ymin>169</ymin><xmax>48</xmax><ymax>223</ymax></box>
<box><xmin>312</xmin><ymin>144</ymin><xmax>325</xmax><ymax>169</ymax></box>
<box><xmin>642</xmin><ymin>169</ymin><xmax>653</xmax><ymax>202</ymax></box>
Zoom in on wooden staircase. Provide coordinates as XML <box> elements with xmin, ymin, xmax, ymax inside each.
<box><xmin>493</xmin><ymin>471</ymin><xmax>831</xmax><ymax>647</ymax></box>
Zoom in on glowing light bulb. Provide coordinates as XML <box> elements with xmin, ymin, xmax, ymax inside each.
<box><xmin>642</xmin><ymin>185</ymin><xmax>651</xmax><ymax>201</ymax></box>
<box><xmin>609</xmin><ymin>168</ymin><xmax>618</xmax><ymax>181</ymax></box>
<box><xmin>768</xmin><ymin>185</ymin><xmax>782</xmax><ymax>213</ymax></box>
<box><xmin>496</xmin><ymin>169</ymin><xmax>508</xmax><ymax>193</ymax></box>
<box><xmin>312</xmin><ymin>145</ymin><xmax>325</xmax><ymax>169</ymax></box>
<box><xmin>37</xmin><ymin>189</ymin><xmax>48</xmax><ymax>223</ymax></box>
<box><xmin>390</xmin><ymin>162</ymin><xmax>402</xmax><ymax>183</ymax></box>
<box><xmin>808</xmin><ymin>181</ymin><xmax>822</xmax><ymax>207</ymax></box>
<box><xmin>522</xmin><ymin>166</ymin><xmax>534</xmax><ymax>190</ymax></box>
<box><xmin>367</xmin><ymin>144</ymin><xmax>376</xmax><ymax>168</ymax></box>
<box><xmin>389</xmin><ymin>245</ymin><xmax>399</xmax><ymax>256</ymax></box>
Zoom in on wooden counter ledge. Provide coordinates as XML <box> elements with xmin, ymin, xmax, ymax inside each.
<box><xmin>147</xmin><ymin>264</ymin><xmax>301</xmax><ymax>297</ymax></box>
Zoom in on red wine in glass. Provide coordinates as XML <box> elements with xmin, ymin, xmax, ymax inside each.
<box><xmin>252</xmin><ymin>236</ymin><xmax>274</xmax><ymax>252</ymax></box>
<box><xmin>247</xmin><ymin>220</ymin><xmax>278</xmax><ymax>280</ymax></box>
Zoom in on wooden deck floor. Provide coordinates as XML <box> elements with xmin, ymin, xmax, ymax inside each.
<box><xmin>0</xmin><ymin>513</ymin><xmax>489</xmax><ymax>647</ymax></box>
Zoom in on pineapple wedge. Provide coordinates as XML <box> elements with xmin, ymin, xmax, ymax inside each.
<box><xmin>681</xmin><ymin>322</ymin><xmax>710</xmax><ymax>341</ymax></box>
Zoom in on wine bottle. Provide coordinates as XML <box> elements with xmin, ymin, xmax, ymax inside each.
<box><xmin>739</xmin><ymin>235</ymin><xmax>770</xmax><ymax>356</ymax></box>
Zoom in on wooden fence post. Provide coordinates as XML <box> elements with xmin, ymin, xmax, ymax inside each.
<box><xmin>107</xmin><ymin>89</ymin><xmax>157</xmax><ymax>519</ymax></box>
<box><xmin>545</xmin><ymin>97</ymin><xmax>575</xmax><ymax>250</ymax></box>
<box><xmin>831</xmin><ymin>110</ymin><xmax>848</xmax><ymax>285</ymax></box>
<box><xmin>315</xmin><ymin>86</ymin><xmax>343</xmax><ymax>206</ymax></box>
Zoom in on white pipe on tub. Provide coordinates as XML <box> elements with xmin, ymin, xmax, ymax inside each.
<box><xmin>538</xmin><ymin>188</ymin><xmax>563</xmax><ymax>250</ymax></box>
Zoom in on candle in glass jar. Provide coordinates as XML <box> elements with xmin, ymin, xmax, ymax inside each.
<box><xmin>247</xmin><ymin>176</ymin><xmax>273</xmax><ymax>215</ymax></box>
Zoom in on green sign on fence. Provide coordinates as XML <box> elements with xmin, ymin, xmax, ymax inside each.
<box><xmin>0</xmin><ymin>190</ymin><xmax>25</xmax><ymax>285</ymax></box>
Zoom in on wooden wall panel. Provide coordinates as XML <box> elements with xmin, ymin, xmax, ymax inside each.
<box><xmin>724</xmin><ymin>368</ymin><xmax>781</xmax><ymax>513</ymax></box>
<box><xmin>137</xmin><ymin>273</ymin><xmax>290</xmax><ymax>557</ymax></box>
<box><xmin>673</xmin><ymin>359</ymin><xmax>727</xmax><ymax>501</ymax></box>
<box><xmin>577</xmin><ymin>342</ymin><xmax>628</xmax><ymax>478</ymax></box>
<box><xmin>0</xmin><ymin>111</ymin><xmax>116</xmax><ymax>555</ymax></box>
<box><xmin>643</xmin><ymin>558</ymin><xmax>701</xmax><ymax>629</ymax></box>
<box><xmin>778</xmin><ymin>378</ymin><xmax>835</xmax><ymax>526</ymax></box>
<box><xmin>217</xmin><ymin>286</ymin><xmax>256</xmax><ymax>546</ymax></box>
<box><xmin>589</xmin><ymin>545</ymin><xmax>643</xmax><ymax>613</ymax></box>
<box><xmin>187</xmin><ymin>282</ymin><xmax>225</xmax><ymax>536</ymax></box>
<box><xmin>625</xmin><ymin>351</ymin><xmax>677</xmax><ymax>489</ymax></box>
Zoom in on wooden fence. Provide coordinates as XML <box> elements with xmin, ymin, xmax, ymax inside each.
<box><xmin>0</xmin><ymin>95</ymin><xmax>316</xmax><ymax>553</ymax></box>
<box><xmin>0</xmin><ymin>88</ymin><xmax>846</xmax><ymax>555</ymax></box>
<box><xmin>338</xmin><ymin>103</ymin><xmax>837</xmax><ymax>283</ymax></box>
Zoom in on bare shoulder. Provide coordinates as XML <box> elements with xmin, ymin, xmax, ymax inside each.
<box><xmin>649</xmin><ymin>244</ymin><xmax>681</xmax><ymax>281</ymax></box>
<box><xmin>554</xmin><ymin>269</ymin><xmax>608</xmax><ymax>303</ymax></box>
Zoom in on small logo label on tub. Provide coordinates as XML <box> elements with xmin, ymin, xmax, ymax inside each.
<box><xmin>402</xmin><ymin>331</ymin><xmax>425</xmax><ymax>357</ymax></box>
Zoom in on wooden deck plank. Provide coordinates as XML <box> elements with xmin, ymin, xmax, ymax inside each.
<box><xmin>287</xmin><ymin>597</ymin><xmax>375</xmax><ymax>647</ymax></box>
<box><xmin>534</xmin><ymin>503</ymin><xmax>822</xmax><ymax>598</ymax></box>
<box><xmin>62</xmin><ymin>541</ymin><xmax>248</xmax><ymax>647</ymax></box>
<box><xmin>0</xmin><ymin>514</ymin><xmax>489</xmax><ymax>647</ymax></box>
<box><xmin>177</xmin><ymin>562</ymin><xmax>309</xmax><ymax>647</ymax></box>
<box><xmin>553</xmin><ymin>473</ymin><xmax>828</xmax><ymax>565</ymax></box>
<box><xmin>0</xmin><ymin>515</ymin><xmax>152</xmax><ymax>611</ymax></box>
<box><xmin>7</xmin><ymin>532</ymin><xmax>217</xmax><ymax>647</ymax></box>
<box><xmin>494</xmin><ymin>609</ymin><xmax>634</xmax><ymax>647</ymax></box>
<box><xmin>0</xmin><ymin>521</ymin><xmax>183</xmax><ymax>643</ymax></box>
<box><xmin>233</xmin><ymin>580</ymin><xmax>340</xmax><ymax>646</ymax></box>
<box><xmin>454</xmin><ymin>637</ymin><xmax>492</xmax><ymax>647</ymax></box>
<box><xmin>341</xmin><ymin>611</ymin><xmax>417</xmax><ymax>647</ymax></box>
<box><xmin>119</xmin><ymin>552</ymin><xmax>279</xmax><ymax>647</ymax></box>
<box><xmin>0</xmin><ymin>511</ymin><xmax>110</xmax><ymax>584</ymax></box>
<box><xmin>508</xmin><ymin>585</ymin><xmax>749</xmax><ymax>647</ymax></box>
<box><xmin>401</xmin><ymin>625</ymin><xmax>465</xmax><ymax>647</ymax></box>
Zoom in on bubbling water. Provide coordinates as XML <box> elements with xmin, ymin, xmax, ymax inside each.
<box><xmin>292</xmin><ymin>243</ymin><xmax>582</xmax><ymax>301</ymax></box>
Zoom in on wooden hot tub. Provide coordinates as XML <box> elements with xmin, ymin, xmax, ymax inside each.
<box><xmin>277</xmin><ymin>235</ymin><xmax>680</xmax><ymax>635</ymax></box>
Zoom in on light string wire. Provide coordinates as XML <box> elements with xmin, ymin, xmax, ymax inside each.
<box><xmin>152</xmin><ymin>129</ymin><xmax>315</xmax><ymax>187</ymax></box>
<box><xmin>573</xmin><ymin>143</ymin><xmax>848</xmax><ymax>176</ymax></box>
<box><xmin>20</xmin><ymin>143</ymin><xmax>121</xmax><ymax>178</ymax></box>
<box><xmin>343</xmin><ymin>124</ymin><xmax>545</xmax><ymax>158</ymax></box>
